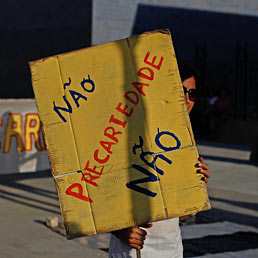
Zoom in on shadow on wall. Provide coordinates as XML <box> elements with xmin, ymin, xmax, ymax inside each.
<box><xmin>132</xmin><ymin>4</ymin><xmax>258</xmax><ymax>123</ymax></box>
<box><xmin>0</xmin><ymin>0</ymin><xmax>92</xmax><ymax>98</ymax></box>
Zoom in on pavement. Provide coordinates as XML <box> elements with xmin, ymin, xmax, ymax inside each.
<box><xmin>0</xmin><ymin>141</ymin><xmax>257</xmax><ymax>258</ymax></box>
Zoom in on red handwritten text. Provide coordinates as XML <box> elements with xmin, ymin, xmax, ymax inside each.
<box><xmin>65</xmin><ymin>51</ymin><xmax>164</xmax><ymax>202</ymax></box>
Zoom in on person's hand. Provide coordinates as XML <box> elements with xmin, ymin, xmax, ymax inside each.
<box><xmin>196</xmin><ymin>156</ymin><xmax>210</xmax><ymax>183</ymax></box>
<box><xmin>116</xmin><ymin>224</ymin><xmax>152</xmax><ymax>250</ymax></box>
<box><xmin>180</xmin><ymin>157</ymin><xmax>210</xmax><ymax>222</ymax></box>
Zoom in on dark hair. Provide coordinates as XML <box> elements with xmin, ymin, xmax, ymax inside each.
<box><xmin>178</xmin><ymin>62</ymin><xmax>199</xmax><ymax>83</ymax></box>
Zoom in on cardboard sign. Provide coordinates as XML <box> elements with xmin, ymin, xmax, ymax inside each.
<box><xmin>30</xmin><ymin>30</ymin><xmax>210</xmax><ymax>239</ymax></box>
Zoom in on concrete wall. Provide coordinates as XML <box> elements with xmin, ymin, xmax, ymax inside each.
<box><xmin>92</xmin><ymin>0</ymin><xmax>258</xmax><ymax>122</ymax></box>
<box><xmin>92</xmin><ymin>0</ymin><xmax>258</xmax><ymax>45</ymax></box>
<box><xmin>0</xmin><ymin>99</ymin><xmax>49</xmax><ymax>174</ymax></box>
<box><xmin>0</xmin><ymin>0</ymin><xmax>92</xmax><ymax>98</ymax></box>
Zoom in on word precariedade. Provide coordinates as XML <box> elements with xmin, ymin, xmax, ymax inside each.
<box><xmin>65</xmin><ymin>51</ymin><xmax>164</xmax><ymax>203</ymax></box>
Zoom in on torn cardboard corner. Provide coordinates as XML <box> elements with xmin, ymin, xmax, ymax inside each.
<box><xmin>30</xmin><ymin>29</ymin><xmax>210</xmax><ymax>239</ymax></box>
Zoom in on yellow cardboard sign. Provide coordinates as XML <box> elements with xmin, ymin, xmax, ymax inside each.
<box><xmin>30</xmin><ymin>30</ymin><xmax>210</xmax><ymax>239</ymax></box>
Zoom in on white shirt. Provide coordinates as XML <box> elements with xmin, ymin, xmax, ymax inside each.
<box><xmin>109</xmin><ymin>217</ymin><xmax>183</xmax><ymax>258</ymax></box>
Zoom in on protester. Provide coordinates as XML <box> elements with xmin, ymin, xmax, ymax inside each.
<box><xmin>109</xmin><ymin>63</ymin><xmax>210</xmax><ymax>258</ymax></box>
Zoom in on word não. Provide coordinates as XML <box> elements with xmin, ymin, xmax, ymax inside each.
<box><xmin>126</xmin><ymin>129</ymin><xmax>181</xmax><ymax>197</ymax></box>
<box><xmin>53</xmin><ymin>75</ymin><xmax>95</xmax><ymax>122</ymax></box>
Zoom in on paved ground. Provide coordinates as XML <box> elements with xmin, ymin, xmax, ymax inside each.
<box><xmin>0</xmin><ymin>141</ymin><xmax>257</xmax><ymax>258</ymax></box>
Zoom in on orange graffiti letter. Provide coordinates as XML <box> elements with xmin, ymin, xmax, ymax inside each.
<box><xmin>24</xmin><ymin>113</ymin><xmax>45</xmax><ymax>151</ymax></box>
<box><xmin>3</xmin><ymin>113</ymin><xmax>24</xmax><ymax>153</ymax></box>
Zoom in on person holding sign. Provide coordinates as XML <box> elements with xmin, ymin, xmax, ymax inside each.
<box><xmin>109</xmin><ymin>63</ymin><xmax>210</xmax><ymax>258</ymax></box>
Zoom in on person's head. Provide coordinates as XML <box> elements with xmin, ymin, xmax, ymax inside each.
<box><xmin>178</xmin><ymin>62</ymin><xmax>199</xmax><ymax>113</ymax></box>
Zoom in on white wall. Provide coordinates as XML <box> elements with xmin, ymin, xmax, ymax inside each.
<box><xmin>92</xmin><ymin>0</ymin><xmax>258</xmax><ymax>45</ymax></box>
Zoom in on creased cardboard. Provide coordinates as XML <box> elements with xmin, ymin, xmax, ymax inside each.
<box><xmin>30</xmin><ymin>29</ymin><xmax>210</xmax><ymax>239</ymax></box>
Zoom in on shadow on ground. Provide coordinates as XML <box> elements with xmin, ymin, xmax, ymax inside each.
<box><xmin>0</xmin><ymin>170</ymin><xmax>60</xmax><ymax>214</ymax></box>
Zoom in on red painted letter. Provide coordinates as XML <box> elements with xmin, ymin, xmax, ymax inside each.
<box><xmin>109</xmin><ymin>114</ymin><xmax>127</xmax><ymax>128</ymax></box>
<box><xmin>65</xmin><ymin>183</ymin><xmax>93</xmax><ymax>203</ymax></box>
<box><xmin>132</xmin><ymin>82</ymin><xmax>149</xmax><ymax>96</ymax></box>
<box><xmin>116</xmin><ymin>102</ymin><xmax>133</xmax><ymax>117</ymax></box>
<box><xmin>104</xmin><ymin>126</ymin><xmax>122</xmax><ymax>143</ymax></box>
<box><xmin>84</xmin><ymin>160</ymin><xmax>104</xmax><ymax>175</ymax></box>
<box><xmin>100</xmin><ymin>140</ymin><xmax>116</xmax><ymax>154</ymax></box>
<box><xmin>94</xmin><ymin>149</ymin><xmax>110</xmax><ymax>164</ymax></box>
<box><xmin>124</xmin><ymin>91</ymin><xmax>139</xmax><ymax>105</ymax></box>
<box><xmin>137</xmin><ymin>67</ymin><xmax>154</xmax><ymax>81</ymax></box>
<box><xmin>81</xmin><ymin>173</ymin><xmax>100</xmax><ymax>187</ymax></box>
<box><xmin>144</xmin><ymin>51</ymin><xmax>164</xmax><ymax>70</ymax></box>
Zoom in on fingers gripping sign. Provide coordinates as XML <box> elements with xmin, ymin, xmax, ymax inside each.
<box><xmin>196</xmin><ymin>156</ymin><xmax>210</xmax><ymax>183</ymax></box>
<box><xmin>116</xmin><ymin>224</ymin><xmax>153</xmax><ymax>250</ymax></box>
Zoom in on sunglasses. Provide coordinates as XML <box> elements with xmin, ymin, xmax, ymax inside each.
<box><xmin>183</xmin><ymin>86</ymin><xmax>198</xmax><ymax>102</ymax></box>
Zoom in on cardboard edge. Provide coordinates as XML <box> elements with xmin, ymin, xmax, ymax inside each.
<box><xmin>28</xmin><ymin>29</ymin><xmax>171</xmax><ymax>64</ymax></box>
